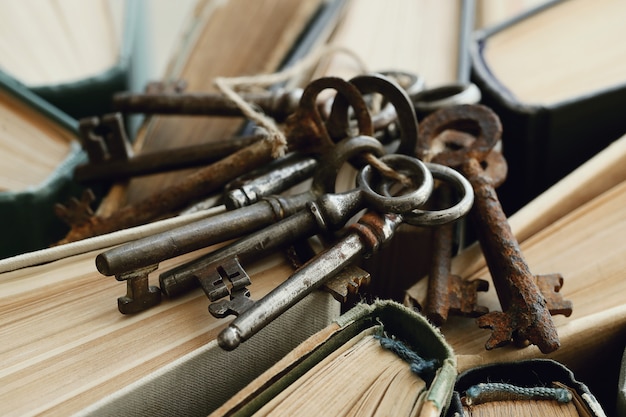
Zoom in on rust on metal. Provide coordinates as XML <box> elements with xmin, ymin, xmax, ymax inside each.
<box><xmin>465</xmin><ymin>152</ymin><xmax>572</xmax><ymax>354</ymax></box>
<box><xmin>416</xmin><ymin>104</ymin><xmax>501</xmax><ymax>167</ymax></box>
<box><xmin>418</xmin><ymin>104</ymin><xmax>571</xmax><ymax>354</ymax></box>
<box><xmin>112</xmin><ymin>88</ymin><xmax>302</xmax><ymax>122</ymax></box>
<box><xmin>416</xmin><ymin>114</ymin><xmax>494</xmax><ymax>326</ymax></box>
<box><xmin>55</xmin><ymin>76</ymin><xmax>377</xmax><ymax>244</ymax></box>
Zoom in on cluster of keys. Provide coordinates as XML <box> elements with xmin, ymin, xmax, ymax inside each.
<box><xmin>59</xmin><ymin>70</ymin><xmax>573</xmax><ymax>353</ymax></box>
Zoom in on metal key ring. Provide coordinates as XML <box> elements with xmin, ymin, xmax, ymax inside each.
<box><xmin>326</xmin><ymin>73</ymin><xmax>418</xmax><ymax>157</ymax></box>
<box><xmin>412</xmin><ymin>82</ymin><xmax>481</xmax><ymax>114</ymax></box>
<box><xmin>400</xmin><ymin>162</ymin><xmax>474</xmax><ymax>226</ymax></box>
<box><xmin>357</xmin><ymin>154</ymin><xmax>433</xmax><ymax>214</ymax></box>
<box><xmin>310</xmin><ymin>135</ymin><xmax>385</xmax><ymax>195</ymax></box>
<box><xmin>378</xmin><ymin>70</ymin><xmax>426</xmax><ymax>97</ymax></box>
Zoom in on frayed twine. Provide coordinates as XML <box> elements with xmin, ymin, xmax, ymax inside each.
<box><xmin>213</xmin><ymin>45</ymin><xmax>368</xmax><ymax>158</ymax></box>
<box><xmin>375</xmin><ymin>334</ymin><xmax>440</xmax><ymax>383</ymax></box>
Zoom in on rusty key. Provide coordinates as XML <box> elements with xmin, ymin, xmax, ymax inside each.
<box><xmin>74</xmin><ymin>113</ymin><xmax>264</xmax><ymax>182</ymax></box>
<box><xmin>112</xmin><ymin>87</ymin><xmax>304</xmax><ymax>123</ymax></box>
<box><xmin>420</xmin><ymin>104</ymin><xmax>572</xmax><ymax>353</ymax></box>
<box><xmin>55</xmin><ymin>76</ymin><xmax>376</xmax><ymax>245</ymax></box>
<box><xmin>416</xmin><ymin>130</ymin><xmax>505</xmax><ymax>326</ymax></box>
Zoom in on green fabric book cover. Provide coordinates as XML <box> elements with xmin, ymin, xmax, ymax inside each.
<box><xmin>0</xmin><ymin>70</ymin><xmax>88</xmax><ymax>259</ymax></box>
<box><xmin>0</xmin><ymin>0</ymin><xmax>145</xmax><ymax>120</ymax></box>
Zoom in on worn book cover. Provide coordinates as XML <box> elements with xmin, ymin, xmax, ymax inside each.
<box><xmin>470</xmin><ymin>0</ymin><xmax>626</xmax><ymax>215</ymax></box>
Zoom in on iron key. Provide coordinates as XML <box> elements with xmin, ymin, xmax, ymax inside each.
<box><xmin>216</xmin><ymin>156</ymin><xmax>474</xmax><ymax>350</ymax></box>
<box><xmin>421</xmin><ymin>104</ymin><xmax>573</xmax><ymax>353</ymax></box>
<box><xmin>159</xmin><ymin>144</ymin><xmax>434</xmax><ymax>298</ymax></box>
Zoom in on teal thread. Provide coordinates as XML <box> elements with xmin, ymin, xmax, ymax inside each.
<box><xmin>375</xmin><ymin>335</ymin><xmax>439</xmax><ymax>383</ymax></box>
<box><xmin>464</xmin><ymin>382</ymin><xmax>573</xmax><ymax>406</ymax></box>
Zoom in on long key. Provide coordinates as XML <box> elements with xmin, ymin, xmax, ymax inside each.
<box><xmin>112</xmin><ymin>87</ymin><xmax>303</xmax><ymax>122</ymax></box>
<box><xmin>74</xmin><ymin>113</ymin><xmax>264</xmax><ymax>182</ymax></box>
<box><xmin>114</xmin><ymin>71</ymin><xmax>425</xmax><ymax>129</ymax></box>
<box><xmin>96</xmin><ymin>135</ymin><xmax>384</xmax><ymax>313</ymax></box>
<box><xmin>55</xmin><ymin>76</ymin><xmax>376</xmax><ymax>245</ymax></box>
<box><xmin>216</xmin><ymin>157</ymin><xmax>474</xmax><ymax>350</ymax></box>
<box><xmin>416</xmin><ymin>127</ymin><xmax>502</xmax><ymax>325</ymax></box>
<box><xmin>159</xmin><ymin>149</ymin><xmax>434</xmax><ymax>298</ymax></box>
<box><xmin>422</xmin><ymin>104</ymin><xmax>573</xmax><ymax>354</ymax></box>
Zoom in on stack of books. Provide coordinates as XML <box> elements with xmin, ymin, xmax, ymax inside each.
<box><xmin>1</xmin><ymin>0</ymin><xmax>624</xmax><ymax>415</ymax></box>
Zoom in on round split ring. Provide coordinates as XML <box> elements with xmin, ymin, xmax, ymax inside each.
<box><xmin>356</xmin><ymin>154</ymin><xmax>434</xmax><ymax>214</ymax></box>
<box><xmin>401</xmin><ymin>162</ymin><xmax>474</xmax><ymax>226</ymax></box>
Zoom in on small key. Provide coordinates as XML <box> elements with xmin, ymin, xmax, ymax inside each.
<box><xmin>74</xmin><ymin>112</ymin><xmax>264</xmax><ymax>182</ymax></box>
<box><xmin>216</xmin><ymin>156</ymin><xmax>474</xmax><ymax>350</ymax></box>
<box><xmin>55</xmin><ymin>76</ymin><xmax>376</xmax><ymax>245</ymax></box>
<box><xmin>159</xmin><ymin>140</ymin><xmax>434</xmax><ymax>298</ymax></box>
<box><xmin>421</xmin><ymin>104</ymin><xmax>573</xmax><ymax>353</ymax></box>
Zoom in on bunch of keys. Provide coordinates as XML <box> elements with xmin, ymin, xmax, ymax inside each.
<box><xmin>90</xmin><ymin>72</ymin><xmax>476</xmax><ymax>351</ymax></box>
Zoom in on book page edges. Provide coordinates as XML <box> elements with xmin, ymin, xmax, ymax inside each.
<box><xmin>212</xmin><ymin>300</ymin><xmax>457</xmax><ymax>417</ymax></box>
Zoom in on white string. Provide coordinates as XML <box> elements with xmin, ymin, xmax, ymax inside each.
<box><xmin>213</xmin><ymin>45</ymin><xmax>369</xmax><ymax>158</ymax></box>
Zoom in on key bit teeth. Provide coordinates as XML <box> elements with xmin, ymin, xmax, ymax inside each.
<box><xmin>116</xmin><ymin>265</ymin><xmax>161</xmax><ymax>314</ymax></box>
<box><xmin>477</xmin><ymin>307</ymin><xmax>561</xmax><ymax>354</ymax></box>
<box><xmin>476</xmin><ymin>311</ymin><xmax>515</xmax><ymax>350</ymax></box>
<box><xmin>322</xmin><ymin>265</ymin><xmax>371</xmax><ymax>303</ymax></box>
<box><xmin>535</xmin><ymin>273</ymin><xmax>573</xmax><ymax>317</ymax></box>
<box><xmin>448</xmin><ymin>275</ymin><xmax>490</xmax><ymax>317</ymax></box>
<box><xmin>209</xmin><ymin>288</ymin><xmax>254</xmax><ymax>318</ymax></box>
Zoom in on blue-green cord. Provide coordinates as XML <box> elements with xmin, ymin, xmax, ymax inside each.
<box><xmin>375</xmin><ymin>335</ymin><xmax>439</xmax><ymax>383</ymax></box>
<box><xmin>465</xmin><ymin>382</ymin><xmax>573</xmax><ymax>405</ymax></box>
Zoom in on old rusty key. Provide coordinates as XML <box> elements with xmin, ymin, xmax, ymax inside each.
<box><xmin>55</xmin><ymin>76</ymin><xmax>376</xmax><ymax>245</ymax></box>
<box><xmin>112</xmin><ymin>86</ymin><xmax>304</xmax><ymax>123</ymax></box>
<box><xmin>421</xmin><ymin>104</ymin><xmax>572</xmax><ymax>353</ymax></box>
<box><xmin>416</xmin><ymin>125</ymin><xmax>494</xmax><ymax>326</ymax></box>
<box><xmin>74</xmin><ymin>113</ymin><xmax>264</xmax><ymax>183</ymax></box>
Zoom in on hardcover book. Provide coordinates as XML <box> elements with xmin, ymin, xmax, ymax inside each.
<box><xmin>0</xmin><ymin>0</ymin><xmax>144</xmax><ymax>120</ymax></box>
<box><xmin>0</xmin><ymin>70</ymin><xmax>86</xmax><ymax>258</ymax></box>
<box><xmin>470</xmin><ymin>0</ymin><xmax>626</xmax><ymax>215</ymax></box>
<box><xmin>210</xmin><ymin>300</ymin><xmax>457</xmax><ymax>417</ymax></box>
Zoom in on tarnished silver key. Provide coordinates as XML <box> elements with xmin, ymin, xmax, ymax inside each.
<box><xmin>95</xmin><ymin>135</ymin><xmax>384</xmax><ymax>280</ymax></box>
<box><xmin>216</xmin><ymin>156</ymin><xmax>474</xmax><ymax>350</ymax></box>
<box><xmin>224</xmin><ymin>152</ymin><xmax>318</xmax><ymax>210</ymax></box>
<box><xmin>159</xmin><ymin>140</ymin><xmax>435</xmax><ymax>298</ymax></box>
